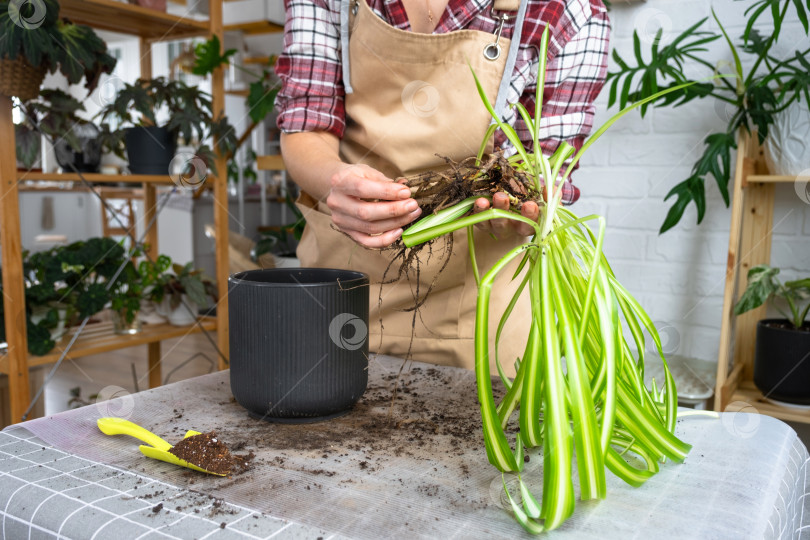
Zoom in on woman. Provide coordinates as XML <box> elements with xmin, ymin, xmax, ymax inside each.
<box><xmin>276</xmin><ymin>0</ymin><xmax>609</xmax><ymax>370</ymax></box>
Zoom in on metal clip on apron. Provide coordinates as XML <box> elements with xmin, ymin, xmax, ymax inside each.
<box><xmin>297</xmin><ymin>0</ymin><xmax>532</xmax><ymax>372</ymax></box>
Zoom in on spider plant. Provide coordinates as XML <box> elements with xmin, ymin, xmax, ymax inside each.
<box><xmin>402</xmin><ymin>27</ymin><xmax>704</xmax><ymax>533</ymax></box>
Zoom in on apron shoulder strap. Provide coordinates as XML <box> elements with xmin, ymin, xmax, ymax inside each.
<box><xmin>492</xmin><ymin>0</ymin><xmax>528</xmax><ymax>122</ymax></box>
<box><xmin>341</xmin><ymin>0</ymin><xmax>355</xmax><ymax>94</ymax></box>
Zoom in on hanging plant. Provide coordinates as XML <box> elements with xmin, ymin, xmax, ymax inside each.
<box><xmin>0</xmin><ymin>0</ymin><xmax>116</xmax><ymax>97</ymax></box>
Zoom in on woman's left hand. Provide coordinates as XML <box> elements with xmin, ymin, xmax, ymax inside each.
<box><xmin>472</xmin><ymin>192</ymin><xmax>539</xmax><ymax>238</ymax></box>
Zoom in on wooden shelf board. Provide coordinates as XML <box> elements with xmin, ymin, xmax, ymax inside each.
<box><xmin>0</xmin><ymin>319</ymin><xmax>217</xmax><ymax>374</ymax></box>
<box><xmin>224</xmin><ymin>20</ymin><xmax>283</xmax><ymax>35</ymax></box>
<box><xmin>225</xmin><ymin>89</ymin><xmax>250</xmax><ymax>97</ymax></box>
<box><xmin>256</xmin><ymin>154</ymin><xmax>285</xmax><ymax>171</ymax></box>
<box><xmin>257</xmin><ymin>224</ymin><xmax>296</xmax><ymax>232</ymax></box>
<box><xmin>243</xmin><ymin>56</ymin><xmax>271</xmax><ymax>65</ymax></box>
<box><xmin>60</xmin><ymin>0</ymin><xmax>210</xmax><ymax>40</ymax></box>
<box><xmin>729</xmin><ymin>383</ymin><xmax>810</xmax><ymax>424</ymax></box>
<box><xmin>748</xmin><ymin>175</ymin><xmax>798</xmax><ymax>184</ymax></box>
<box><xmin>17</xmin><ymin>172</ymin><xmax>176</xmax><ymax>185</ymax></box>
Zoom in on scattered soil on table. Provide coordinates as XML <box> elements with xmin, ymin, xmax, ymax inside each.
<box><xmin>169</xmin><ymin>432</ymin><xmax>255</xmax><ymax>477</ymax></box>
<box><xmin>207</xmin><ymin>365</ymin><xmax>509</xmax><ymax>486</ymax></box>
<box><xmin>149</xmin><ymin>361</ymin><xmax>511</xmax><ymax>519</ymax></box>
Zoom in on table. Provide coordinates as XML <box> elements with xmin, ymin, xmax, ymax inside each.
<box><xmin>1</xmin><ymin>355</ymin><xmax>808</xmax><ymax>539</ymax></box>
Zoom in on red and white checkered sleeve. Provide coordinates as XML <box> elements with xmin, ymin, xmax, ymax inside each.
<box><xmin>275</xmin><ymin>0</ymin><xmax>346</xmax><ymax>138</ymax></box>
<box><xmin>509</xmin><ymin>2</ymin><xmax>610</xmax><ymax>204</ymax></box>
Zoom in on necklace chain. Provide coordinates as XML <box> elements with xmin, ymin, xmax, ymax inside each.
<box><xmin>426</xmin><ymin>0</ymin><xmax>434</xmax><ymax>23</ymax></box>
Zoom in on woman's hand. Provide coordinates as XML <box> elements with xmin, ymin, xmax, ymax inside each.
<box><xmin>326</xmin><ymin>164</ymin><xmax>423</xmax><ymax>248</ymax></box>
<box><xmin>472</xmin><ymin>192</ymin><xmax>540</xmax><ymax>238</ymax></box>
<box><xmin>280</xmin><ymin>132</ymin><xmax>421</xmax><ymax>249</ymax></box>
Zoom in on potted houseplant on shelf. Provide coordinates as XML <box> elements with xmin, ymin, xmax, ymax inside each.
<box><xmin>2</xmin><ymin>252</ymin><xmax>71</xmax><ymax>355</ymax></box>
<box><xmin>109</xmin><ymin>259</ymin><xmax>144</xmax><ymax>335</ymax></box>
<box><xmin>253</xmin><ymin>192</ymin><xmax>306</xmax><ymax>266</ymax></box>
<box><xmin>735</xmin><ymin>264</ymin><xmax>810</xmax><ymax>405</ymax></box>
<box><xmin>606</xmin><ymin>0</ymin><xmax>810</xmax><ymax>232</ymax></box>
<box><xmin>97</xmin><ymin>77</ymin><xmax>237</xmax><ymax>177</ymax></box>
<box><xmin>18</xmin><ymin>89</ymin><xmax>103</xmax><ymax>173</ymax></box>
<box><xmin>1</xmin><ymin>238</ymin><xmax>123</xmax><ymax>355</ymax></box>
<box><xmin>0</xmin><ymin>0</ymin><xmax>116</xmax><ymax>100</ymax></box>
<box><xmin>140</xmin><ymin>255</ymin><xmax>216</xmax><ymax>326</ymax></box>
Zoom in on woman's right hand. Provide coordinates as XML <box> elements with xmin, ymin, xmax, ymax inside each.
<box><xmin>326</xmin><ymin>163</ymin><xmax>422</xmax><ymax>248</ymax></box>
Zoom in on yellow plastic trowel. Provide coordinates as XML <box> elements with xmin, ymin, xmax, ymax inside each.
<box><xmin>97</xmin><ymin>417</ymin><xmax>226</xmax><ymax>476</ymax></box>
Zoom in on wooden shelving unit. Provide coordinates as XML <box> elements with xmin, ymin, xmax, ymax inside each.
<box><xmin>0</xmin><ymin>319</ymin><xmax>216</xmax><ymax>389</ymax></box>
<box><xmin>0</xmin><ymin>0</ymin><xmax>230</xmax><ymax>424</ymax></box>
<box><xmin>16</xmin><ymin>171</ymin><xmax>177</xmax><ymax>184</ymax></box>
<box><xmin>224</xmin><ymin>20</ymin><xmax>283</xmax><ymax>35</ymax></box>
<box><xmin>60</xmin><ymin>0</ymin><xmax>210</xmax><ymax>40</ymax></box>
<box><xmin>243</xmin><ymin>56</ymin><xmax>271</xmax><ymax>65</ymax></box>
<box><xmin>713</xmin><ymin>130</ymin><xmax>808</xmax><ymax>423</ymax></box>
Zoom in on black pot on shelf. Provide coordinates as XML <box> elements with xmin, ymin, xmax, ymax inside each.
<box><xmin>54</xmin><ymin>123</ymin><xmax>102</xmax><ymax>173</ymax></box>
<box><xmin>228</xmin><ymin>268</ymin><xmax>369</xmax><ymax>423</ymax></box>
<box><xmin>753</xmin><ymin>319</ymin><xmax>810</xmax><ymax>405</ymax></box>
<box><xmin>124</xmin><ymin>126</ymin><xmax>177</xmax><ymax>175</ymax></box>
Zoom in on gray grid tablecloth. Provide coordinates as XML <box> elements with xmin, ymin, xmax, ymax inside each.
<box><xmin>0</xmin><ymin>424</ymin><xmax>330</xmax><ymax>540</ymax></box>
<box><xmin>2</xmin><ymin>355</ymin><xmax>809</xmax><ymax>539</ymax></box>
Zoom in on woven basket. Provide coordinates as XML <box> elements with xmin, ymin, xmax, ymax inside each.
<box><xmin>0</xmin><ymin>56</ymin><xmax>46</xmax><ymax>101</ymax></box>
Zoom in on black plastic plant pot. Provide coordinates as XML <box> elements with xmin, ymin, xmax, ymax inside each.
<box><xmin>754</xmin><ymin>319</ymin><xmax>810</xmax><ymax>405</ymax></box>
<box><xmin>124</xmin><ymin>126</ymin><xmax>177</xmax><ymax>175</ymax></box>
<box><xmin>228</xmin><ymin>268</ymin><xmax>370</xmax><ymax>423</ymax></box>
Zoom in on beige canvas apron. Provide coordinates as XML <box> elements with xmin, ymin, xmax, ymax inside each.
<box><xmin>296</xmin><ymin>0</ymin><xmax>531</xmax><ymax>373</ymax></box>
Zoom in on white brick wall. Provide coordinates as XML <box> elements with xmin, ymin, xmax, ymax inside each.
<box><xmin>576</xmin><ymin>0</ymin><xmax>810</xmax><ymax>363</ymax></box>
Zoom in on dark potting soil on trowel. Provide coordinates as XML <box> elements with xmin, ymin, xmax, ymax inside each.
<box><xmin>169</xmin><ymin>431</ymin><xmax>254</xmax><ymax>476</ymax></box>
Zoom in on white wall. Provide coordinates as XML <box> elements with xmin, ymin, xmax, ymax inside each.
<box><xmin>575</xmin><ymin>0</ymin><xmax>810</xmax><ymax>363</ymax></box>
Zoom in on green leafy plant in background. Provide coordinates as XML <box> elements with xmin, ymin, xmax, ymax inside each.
<box><xmin>192</xmin><ymin>36</ymin><xmax>280</xmax><ymax>154</ymax></box>
<box><xmin>606</xmin><ymin>0</ymin><xmax>810</xmax><ymax>233</ymax></box>
<box><xmin>108</xmin><ymin>246</ymin><xmax>146</xmax><ymax>325</ymax></box>
<box><xmin>227</xmin><ymin>147</ymin><xmax>258</xmax><ymax>185</ymax></box>
<box><xmin>401</xmin><ymin>27</ymin><xmax>699</xmax><ymax>533</ymax></box>
<box><xmin>192</xmin><ymin>35</ymin><xmax>236</xmax><ymax>77</ymax></box>
<box><xmin>0</xmin><ymin>238</ymin><xmax>129</xmax><ymax>355</ymax></box>
<box><xmin>140</xmin><ymin>255</ymin><xmax>216</xmax><ymax>310</ymax></box>
<box><xmin>15</xmin><ymin>89</ymin><xmax>97</xmax><ymax>169</ymax></box>
<box><xmin>253</xmin><ymin>192</ymin><xmax>306</xmax><ymax>258</ymax></box>
<box><xmin>15</xmin><ymin>122</ymin><xmax>40</xmax><ymax>169</ymax></box>
<box><xmin>0</xmin><ymin>0</ymin><xmax>116</xmax><ymax>91</ymax></box>
<box><xmin>0</xmin><ymin>240</ymin><xmax>218</xmax><ymax>354</ymax></box>
<box><xmin>96</xmin><ymin>77</ymin><xmax>237</xmax><ymax>175</ymax></box>
<box><xmin>735</xmin><ymin>265</ymin><xmax>810</xmax><ymax>329</ymax></box>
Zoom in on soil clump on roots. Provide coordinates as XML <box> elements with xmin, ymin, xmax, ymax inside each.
<box><xmin>404</xmin><ymin>150</ymin><xmax>536</xmax><ymax>215</ymax></box>
<box><xmin>377</xmin><ymin>150</ymin><xmax>539</xmax><ymax>360</ymax></box>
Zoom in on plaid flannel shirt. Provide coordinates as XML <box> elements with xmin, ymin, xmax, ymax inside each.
<box><xmin>276</xmin><ymin>0</ymin><xmax>610</xmax><ymax>204</ymax></box>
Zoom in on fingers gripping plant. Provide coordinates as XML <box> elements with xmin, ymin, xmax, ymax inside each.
<box><xmin>402</xmin><ymin>28</ymin><xmax>693</xmax><ymax>532</ymax></box>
